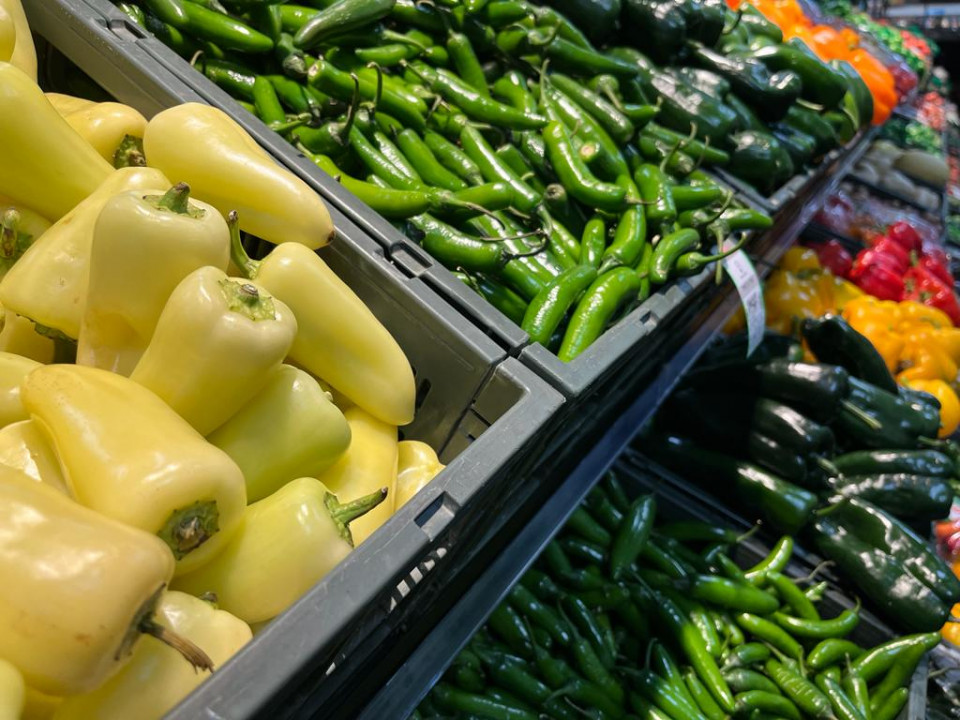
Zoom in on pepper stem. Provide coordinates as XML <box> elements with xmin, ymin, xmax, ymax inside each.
<box><xmin>219</xmin><ymin>279</ymin><xmax>277</xmax><ymax>321</ymax></box>
<box><xmin>840</xmin><ymin>399</ymin><xmax>883</xmax><ymax>431</ymax></box>
<box><xmin>156</xmin><ymin>183</ymin><xmax>194</xmax><ymax>215</ymax></box>
<box><xmin>0</xmin><ymin>209</ymin><xmax>20</xmax><ymax>259</ymax></box>
<box><xmin>816</xmin><ymin>456</ymin><xmax>840</xmax><ymax>477</ymax></box>
<box><xmin>139</xmin><ymin>617</ymin><xmax>215</xmax><ymax>673</ymax></box>
<box><xmin>325</xmin><ymin>488</ymin><xmax>389</xmax><ymax>546</ymax></box>
<box><xmin>157</xmin><ymin>500</ymin><xmax>221</xmax><ymax>560</ymax></box>
<box><xmin>113</xmin><ymin>135</ymin><xmax>147</xmax><ymax>169</ymax></box>
<box><xmin>228</xmin><ymin>211</ymin><xmax>261</xmax><ymax>280</ymax></box>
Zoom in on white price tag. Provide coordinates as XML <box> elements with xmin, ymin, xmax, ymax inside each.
<box><xmin>722</xmin><ymin>241</ymin><xmax>765</xmax><ymax>357</ymax></box>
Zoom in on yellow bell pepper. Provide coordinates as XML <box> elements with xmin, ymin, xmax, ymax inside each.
<box><xmin>61</xmin><ymin>102</ymin><xmax>147</xmax><ymax>168</ymax></box>
<box><xmin>902</xmin><ymin>378</ymin><xmax>960</xmax><ymax>437</ymax></box>
<box><xmin>827</xmin><ymin>275</ymin><xmax>863</xmax><ymax>312</ymax></box>
<box><xmin>897</xmin><ymin>300</ymin><xmax>952</xmax><ymax>329</ymax></box>
<box><xmin>78</xmin><ymin>184</ymin><xmax>230</xmax><ymax>376</ymax></box>
<box><xmin>779</xmin><ymin>247</ymin><xmax>821</xmax><ymax>274</ymax></box>
<box><xmin>317</xmin><ymin>407</ymin><xmax>398</xmax><ymax>545</ymax></box>
<box><xmin>0</xmin><ymin>465</ymin><xmax>176</xmax><ymax>696</ymax></box>
<box><xmin>843</xmin><ymin>295</ymin><xmax>902</xmax><ymax>329</ymax></box>
<box><xmin>207</xmin><ymin>364</ymin><xmax>351</xmax><ymax>503</ymax></box>
<box><xmin>0</xmin><ymin>63</ymin><xmax>112</xmax><ymax>220</ymax></box>
<box><xmin>53</xmin><ymin>591</ymin><xmax>252</xmax><ymax>720</ymax></box>
<box><xmin>764</xmin><ymin>269</ymin><xmax>821</xmax><ymax>329</ymax></box>
<box><xmin>0</xmin><ymin>350</ymin><xmax>38</xmax><ymax>426</ymax></box>
<box><xmin>395</xmin><ymin>440</ymin><xmax>445</xmax><ymax>509</ymax></box>
<box><xmin>0</xmin><ymin>166</ymin><xmax>171</xmax><ymax>339</ymax></box>
<box><xmin>898</xmin><ymin>336</ymin><xmax>958</xmax><ymax>383</ymax></box>
<box><xmin>22</xmin><ymin>364</ymin><xmax>247</xmax><ymax>575</ymax></box>
<box><xmin>173</xmin><ymin>477</ymin><xmax>387</xmax><ymax>624</ymax></box>
<box><xmin>143</xmin><ymin>103</ymin><xmax>334</xmax><ymax>249</ymax></box>
<box><xmin>0</xmin><ymin>0</ymin><xmax>36</xmax><ymax>81</ymax></box>
<box><xmin>846</xmin><ymin>320</ymin><xmax>905</xmax><ymax>373</ymax></box>
<box><xmin>230</xmin><ymin>220</ymin><xmax>416</xmax><ymax>426</ymax></box>
<box><xmin>0</xmin><ymin>419</ymin><xmax>68</xmax><ymax>495</ymax></box>
<box><xmin>131</xmin><ymin>266</ymin><xmax>297</xmax><ymax>435</ymax></box>
<box><xmin>0</xmin><ymin>658</ymin><xmax>24</xmax><ymax>720</ymax></box>
<box><xmin>929</xmin><ymin>326</ymin><xmax>960</xmax><ymax>366</ymax></box>
<box><xmin>0</xmin><ymin>308</ymin><xmax>54</xmax><ymax>363</ymax></box>
<box><xmin>0</xmin><ymin>6</ymin><xmax>14</xmax><ymax>67</ymax></box>
<box><xmin>45</xmin><ymin>92</ymin><xmax>96</xmax><ymax>117</ymax></box>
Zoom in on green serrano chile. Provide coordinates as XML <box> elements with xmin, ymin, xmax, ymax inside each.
<box><xmin>549</xmin><ymin>73</ymin><xmax>636</xmax><ymax>144</ymax></box>
<box><xmin>635</xmin><ymin>164</ymin><xmax>677</xmax><ymax>232</ymax></box>
<box><xmin>454</xmin><ymin>272</ymin><xmax>528</xmax><ymax>324</ymax></box>
<box><xmin>541</xmin><ymin>121</ymin><xmax>627</xmax><ymax>211</ymax></box>
<box><xmin>806</xmin><ymin>639</ymin><xmax>865</xmax><ymax>671</ymax></box>
<box><xmin>649</xmin><ymin>229</ymin><xmax>701</xmax><ymax>283</ymax></box>
<box><xmin>406</xmin><ymin>214</ymin><xmax>541</xmax><ymax>274</ymax></box>
<box><xmin>580</xmin><ymin>216</ymin><xmax>607</xmax><ymax>269</ymax></box>
<box><xmin>600</xmin><ymin>201</ymin><xmax>646</xmax><ymax>272</ymax></box>
<box><xmin>609</xmin><ymin>494</ymin><xmax>655</xmax><ymax>580</ymax></box>
<box><xmin>293</xmin><ymin>0</ymin><xmax>395</xmax><ymax>49</ymax></box>
<box><xmin>521</xmin><ymin>265</ymin><xmax>597</xmax><ymax>345</ymax></box>
<box><xmin>181</xmin><ymin>1</ymin><xmax>274</xmax><ymax>52</ymax></box>
<box><xmin>394</xmin><ymin>130</ymin><xmax>468</xmax><ymax>191</ymax></box>
<box><xmin>557</xmin><ymin>267</ymin><xmax>642</xmax><ymax>362</ymax></box>
<box><xmin>423</xmin><ymin>131</ymin><xmax>484</xmax><ymax>185</ymax></box>
<box><xmin>460</xmin><ymin>126</ymin><xmax>542</xmax><ymax>212</ymax></box>
<box><xmin>734</xmin><ymin>690</ymin><xmax>801</xmax><ymax>720</ymax></box>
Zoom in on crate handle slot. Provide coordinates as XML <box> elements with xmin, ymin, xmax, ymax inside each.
<box><xmin>414</xmin><ymin>492</ymin><xmax>459</xmax><ymax>541</ymax></box>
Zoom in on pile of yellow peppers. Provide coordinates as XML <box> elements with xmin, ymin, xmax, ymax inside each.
<box><xmin>0</xmin><ymin>3</ymin><xmax>446</xmax><ymax>717</ymax></box>
<box><xmin>763</xmin><ymin>248</ymin><xmax>960</xmax><ymax>437</ymax></box>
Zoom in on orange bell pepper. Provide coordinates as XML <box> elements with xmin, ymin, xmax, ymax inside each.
<box><xmin>944</xmin><ymin>603</ymin><xmax>960</xmax><ymax>645</ymax></box>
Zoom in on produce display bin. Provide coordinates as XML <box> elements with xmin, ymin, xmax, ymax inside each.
<box><xmin>26</xmin><ymin>12</ymin><xmax>571</xmax><ymax>718</ymax></box>
<box><xmin>358</xmin><ymin>451</ymin><xmax>926</xmax><ymax>720</ymax></box>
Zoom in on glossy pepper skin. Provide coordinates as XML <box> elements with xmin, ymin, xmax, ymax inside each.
<box><xmin>78</xmin><ymin>184</ymin><xmax>230</xmax><ymax>376</ymax></box>
<box><xmin>0</xmin><ymin>350</ymin><xmax>37</xmax><ymax>426</ymax></box>
<box><xmin>207</xmin><ymin>364</ymin><xmax>351</xmax><ymax>503</ymax></box>
<box><xmin>801</xmin><ymin>315</ymin><xmax>898</xmax><ymax>394</ymax></box>
<box><xmin>396</xmin><ymin>440</ymin><xmax>445</xmax><ymax>509</ymax></box>
<box><xmin>644</xmin><ymin>70</ymin><xmax>739</xmax><ymax>144</ymax></box>
<box><xmin>318</xmin><ymin>407</ymin><xmax>398</xmax><ymax>545</ymax></box>
<box><xmin>750</xmin><ymin>40</ymin><xmax>848</xmax><ymax>109</ymax></box>
<box><xmin>53</xmin><ymin>591</ymin><xmax>251</xmax><ymax>720</ymax></box>
<box><xmin>23</xmin><ymin>364</ymin><xmax>247</xmax><ymax>575</ymax></box>
<box><xmin>0</xmin><ymin>63</ymin><xmax>112</xmax><ymax>221</ymax></box>
<box><xmin>174</xmin><ymin>477</ymin><xmax>387</xmax><ymax>623</ymax></box>
<box><xmin>0</xmin><ymin>658</ymin><xmax>23</xmax><ymax>720</ymax></box>
<box><xmin>0</xmin><ymin>419</ymin><xmax>68</xmax><ymax>496</ymax></box>
<box><xmin>231</xmin><ymin>222</ymin><xmax>416</xmax><ymax>427</ymax></box>
<box><xmin>143</xmin><ymin>103</ymin><xmax>335</xmax><ymax>249</ymax></box>
<box><xmin>0</xmin><ymin>307</ymin><xmax>53</xmax><ymax>362</ymax></box>
<box><xmin>0</xmin><ymin>465</ymin><xmax>176</xmax><ymax>696</ymax></box>
<box><xmin>0</xmin><ymin>167</ymin><xmax>171</xmax><ymax>340</ymax></box>
<box><xmin>620</xmin><ymin>0</ymin><xmax>686</xmax><ymax>64</ymax></box>
<box><xmin>61</xmin><ymin>102</ymin><xmax>148</xmax><ymax>167</ymax></box>
<box><xmin>1</xmin><ymin>0</ymin><xmax>36</xmax><ymax>80</ymax></box>
<box><xmin>131</xmin><ymin>266</ymin><xmax>297</xmax><ymax>436</ymax></box>
<box><xmin>727</xmin><ymin>131</ymin><xmax>794</xmax><ymax>194</ymax></box>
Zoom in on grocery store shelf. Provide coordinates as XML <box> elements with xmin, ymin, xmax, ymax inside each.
<box><xmin>354</xmin><ymin>126</ymin><xmax>879</xmax><ymax>720</ymax></box>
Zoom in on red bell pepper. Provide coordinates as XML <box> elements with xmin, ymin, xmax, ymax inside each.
<box><xmin>918</xmin><ymin>254</ymin><xmax>953</xmax><ymax>286</ymax></box>
<box><xmin>850</xmin><ymin>247</ymin><xmax>907</xmax><ymax>279</ymax></box>
<box><xmin>810</xmin><ymin>240</ymin><xmax>853</xmax><ymax>278</ymax></box>
<box><xmin>851</xmin><ymin>261</ymin><xmax>905</xmax><ymax>301</ymax></box>
<box><xmin>903</xmin><ymin>265</ymin><xmax>960</xmax><ymax>325</ymax></box>
<box><xmin>886</xmin><ymin>221</ymin><xmax>923</xmax><ymax>253</ymax></box>
<box><xmin>871</xmin><ymin>236</ymin><xmax>911</xmax><ymax>273</ymax></box>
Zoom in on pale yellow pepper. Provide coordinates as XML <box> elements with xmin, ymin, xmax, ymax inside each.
<box><xmin>207</xmin><ymin>364</ymin><xmax>351</xmax><ymax>502</ymax></box>
<box><xmin>396</xmin><ymin>440</ymin><xmax>445</xmax><ymax>509</ymax></box>
<box><xmin>0</xmin><ymin>63</ymin><xmax>111</xmax><ymax>220</ymax></box>
<box><xmin>23</xmin><ymin>688</ymin><xmax>61</xmax><ymax>720</ymax></box>
<box><xmin>45</xmin><ymin>93</ymin><xmax>96</xmax><ymax>117</ymax></box>
<box><xmin>53</xmin><ymin>591</ymin><xmax>252</xmax><ymax>720</ymax></box>
<box><xmin>0</xmin><ymin>658</ymin><xmax>24</xmax><ymax>720</ymax></box>
<box><xmin>78</xmin><ymin>184</ymin><xmax>230</xmax><ymax>376</ymax></box>
<box><xmin>62</xmin><ymin>102</ymin><xmax>147</xmax><ymax>167</ymax></box>
<box><xmin>0</xmin><ymin>420</ymin><xmax>68</xmax><ymax>495</ymax></box>
<box><xmin>0</xmin><ymin>466</ymin><xmax>176</xmax><ymax>696</ymax></box>
<box><xmin>0</xmin><ymin>200</ymin><xmax>50</xmax><ymax>243</ymax></box>
<box><xmin>174</xmin><ymin>477</ymin><xmax>386</xmax><ymax>624</ymax></box>
<box><xmin>1</xmin><ymin>0</ymin><xmax>36</xmax><ymax>81</ymax></box>
<box><xmin>22</xmin><ymin>364</ymin><xmax>247</xmax><ymax>575</ymax></box>
<box><xmin>0</xmin><ymin>308</ymin><xmax>54</xmax><ymax>363</ymax></box>
<box><xmin>143</xmin><ymin>103</ymin><xmax>335</xmax><ymax>249</ymax></box>
<box><xmin>317</xmin><ymin>407</ymin><xmax>398</xmax><ymax>544</ymax></box>
<box><xmin>0</xmin><ymin>350</ymin><xmax>38</xmax><ymax>427</ymax></box>
<box><xmin>0</xmin><ymin>6</ymin><xmax>14</xmax><ymax>66</ymax></box>
<box><xmin>131</xmin><ymin>266</ymin><xmax>298</xmax><ymax>436</ymax></box>
<box><xmin>0</xmin><ymin>167</ymin><xmax>171</xmax><ymax>339</ymax></box>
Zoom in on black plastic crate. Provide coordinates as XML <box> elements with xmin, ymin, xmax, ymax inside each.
<box><xmin>24</xmin><ymin>11</ymin><xmax>569</xmax><ymax>718</ymax></box>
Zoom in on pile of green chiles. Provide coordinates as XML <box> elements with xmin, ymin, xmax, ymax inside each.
<box><xmin>112</xmin><ymin>0</ymin><xmax>875</xmax><ymax>359</ymax></box>
<box><xmin>646</xmin><ymin>320</ymin><xmax>960</xmax><ymax>633</ymax></box>
<box><xmin>413</xmin><ymin>474</ymin><xmax>938</xmax><ymax>720</ymax></box>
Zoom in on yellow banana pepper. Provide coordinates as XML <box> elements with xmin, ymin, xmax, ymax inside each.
<box><xmin>902</xmin><ymin>378</ymin><xmax>960</xmax><ymax>437</ymax></box>
<box><xmin>0</xmin><ymin>420</ymin><xmax>68</xmax><ymax>495</ymax></box>
<box><xmin>174</xmin><ymin>477</ymin><xmax>387</xmax><ymax>623</ymax></box>
<box><xmin>779</xmin><ymin>247</ymin><xmax>821</xmax><ymax>274</ymax></box>
<box><xmin>0</xmin><ymin>63</ymin><xmax>111</xmax><ymax>220</ymax></box>
<box><xmin>45</xmin><ymin>93</ymin><xmax>96</xmax><ymax>117</ymax></box>
<box><xmin>396</xmin><ymin>440</ymin><xmax>445</xmax><ymax>509</ymax></box>
<box><xmin>231</xmin><ymin>218</ymin><xmax>416</xmax><ymax>426</ymax></box>
<box><xmin>317</xmin><ymin>407</ymin><xmax>398</xmax><ymax>544</ymax></box>
<box><xmin>61</xmin><ymin>102</ymin><xmax>147</xmax><ymax>168</ymax></box>
<box><xmin>1</xmin><ymin>0</ymin><xmax>36</xmax><ymax>81</ymax></box>
<box><xmin>0</xmin><ymin>350</ymin><xmax>38</xmax><ymax>427</ymax></box>
<box><xmin>143</xmin><ymin>103</ymin><xmax>334</xmax><ymax>249</ymax></box>
<box><xmin>0</xmin><ymin>658</ymin><xmax>24</xmax><ymax>720</ymax></box>
<box><xmin>0</xmin><ymin>6</ymin><xmax>14</xmax><ymax>67</ymax></box>
<box><xmin>207</xmin><ymin>364</ymin><xmax>351</xmax><ymax>503</ymax></box>
<box><xmin>131</xmin><ymin>266</ymin><xmax>297</xmax><ymax>435</ymax></box>
<box><xmin>78</xmin><ymin>184</ymin><xmax>230</xmax><ymax>376</ymax></box>
<box><xmin>53</xmin><ymin>591</ymin><xmax>252</xmax><ymax>720</ymax></box>
<box><xmin>0</xmin><ymin>166</ymin><xmax>170</xmax><ymax>339</ymax></box>
<box><xmin>22</xmin><ymin>364</ymin><xmax>247</xmax><ymax>575</ymax></box>
<box><xmin>0</xmin><ymin>466</ymin><xmax>179</xmax><ymax>696</ymax></box>
<box><xmin>0</xmin><ymin>199</ymin><xmax>50</xmax><ymax>243</ymax></box>
<box><xmin>0</xmin><ymin>308</ymin><xmax>54</xmax><ymax>363</ymax></box>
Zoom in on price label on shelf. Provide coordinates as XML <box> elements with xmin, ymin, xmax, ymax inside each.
<box><xmin>722</xmin><ymin>241</ymin><xmax>765</xmax><ymax>357</ymax></box>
